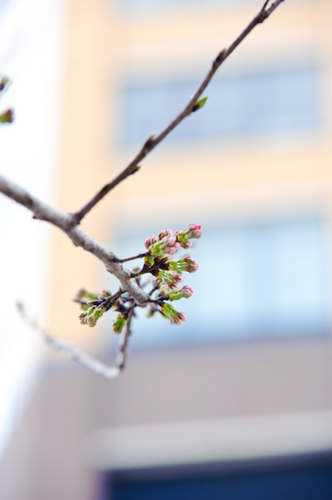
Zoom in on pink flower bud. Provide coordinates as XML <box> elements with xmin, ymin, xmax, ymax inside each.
<box><xmin>187</xmin><ymin>223</ymin><xmax>203</xmax><ymax>239</ymax></box>
<box><xmin>175</xmin><ymin>224</ymin><xmax>202</xmax><ymax>248</ymax></box>
<box><xmin>171</xmin><ymin>257</ymin><xmax>199</xmax><ymax>273</ymax></box>
<box><xmin>144</xmin><ymin>235</ymin><xmax>158</xmax><ymax>250</ymax></box>
<box><xmin>150</xmin><ymin>235</ymin><xmax>181</xmax><ymax>257</ymax></box>
<box><xmin>161</xmin><ymin>303</ymin><xmax>186</xmax><ymax>325</ymax></box>
<box><xmin>171</xmin><ymin>312</ymin><xmax>186</xmax><ymax>325</ymax></box>
<box><xmin>158</xmin><ymin>270</ymin><xmax>182</xmax><ymax>289</ymax></box>
<box><xmin>167</xmin><ymin>241</ymin><xmax>181</xmax><ymax>255</ymax></box>
<box><xmin>158</xmin><ymin>229</ymin><xmax>173</xmax><ymax>240</ymax></box>
<box><xmin>180</xmin><ymin>241</ymin><xmax>192</xmax><ymax>249</ymax></box>
<box><xmin>168</xmin><ymin>285</ymin><xmax>194</xmax><ymax>300</ymax></box>
<box><xmin>181</xmin><ymin>285</ymin><xmax>194</xmax><ymax>297</ymax></box>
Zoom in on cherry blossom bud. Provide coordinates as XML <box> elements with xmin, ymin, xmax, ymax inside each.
<box><xmin>168</xmin><ymin>285</ymin><xmax>194</xmax><ymax>301</ymax></box>
<box><xmin>78</xmin><ymin>311</ymin><xmax>88</xmax><ymax>324</ymax></box>
<box><xmin>158</xmin><ymin>229</ymin><xmax>173</xmax><ymax>240</ymax></box>
<box><xmin>179</xmin><ymin>241</ymin><xmax>192</xmax><ymax>249</ymax></box>
<box><xmin>87</xmin><ymin>315</ymin><xmax>97</xmax><ymax>327</ymax></box>
<box><xmin>112</xmin><ymin>314</ymin><xmax>127</xmax><ymax>334</ymax></box>
<box><xmin>187</xmin><ymin>224</ymin><xmax>203</xmax><ymax>239</ymax></box>
<box><xmin>175</xmin><ymin>224</ymin><xmax>203</xmax><ymax>248</ymax></box>
<box><xmin>168</xmin><ymin>257</ymin><xmax>199</xmax><ymax>273</ymax></box>
<box><xmin>158</xmin><ymin>270</ymin><xmax>182</xmax><ymax>289</ymax></box>
<box><xmin>162</xmin><ymin>303</ymin><xmax>186</xmax><ymax>325</ymax></box>
<box><xmin>93</xmin><ymin>307</ymin><xmax>104</xmax><ymax>320</ymax></box>
<box><xmin>144</xmin><ymin>235</ymin><xmax>158</xmax><ymax>250</ymax></box>
<box><xmin>150</xmin><ymin>236</ymin><xmax>180</xmax><ymax>257</ymax></box>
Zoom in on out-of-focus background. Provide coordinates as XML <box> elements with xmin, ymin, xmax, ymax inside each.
<box><xmin>1</xmin><ymin>0</ymin><xmax>332</xmax><ymax>499</ymax></box>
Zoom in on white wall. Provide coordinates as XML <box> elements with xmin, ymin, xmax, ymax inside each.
<box><xmin>0</xmin><ymin>0</ymin><xmax>66</xmax><ymax>458</ymax></box>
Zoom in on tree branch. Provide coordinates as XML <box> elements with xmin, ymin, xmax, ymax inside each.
<box><xmin>18</xmin><ymin>303</ymin><xmax>131</xmax><ymax>379</ymax></box>
<box><xmin>115</xmin><ymin>251</ymin><xmax>150</xmax><ymax>263</ymax></box>
<box><xmin>71</xmin><ymin>0</ymin><xmax>285</xmax><ymax>225</ymax></box>
<box><xmin>0</xmin><ymin>175</ymin><xmax>150</xmax><ymax>307</ymax></box>
<box><xmin>114</xmin><ymin>306</ymin><xmax>135</xmax><ymax>371</ymax></box>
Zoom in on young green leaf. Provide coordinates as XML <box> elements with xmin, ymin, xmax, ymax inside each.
<box><xmin>192</xmin><ymin>96</ymin><xmax>208</xmax><ymax>113</ymax></box>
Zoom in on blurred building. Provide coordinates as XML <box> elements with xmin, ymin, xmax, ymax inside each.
<box><xmin>1</xmin><ymin>0</ymin><xmax>332</xmax><ymax>499</ymax></box>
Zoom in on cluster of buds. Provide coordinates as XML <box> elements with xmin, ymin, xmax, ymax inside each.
<box><xmin>76</xmin><ymin>224</ymin><xmax>202</xmax><ymax>334</ymax></box>
<box><xmin>144</xmin><ymin>224</ymin><xmax>202</xmax><ymax>260</ymax></box>
<box><xmin>79</xmin><ymin>305</ymin><xmax>105</xmax><ymax>327</ymax></box>
<box><xmin>175</xmin><ymin>224</ymin><xmax>203</xmax><ymax>249</ymax></box>
<box><xmin>142</xmin><ymin>224</ymin><xmax>202</xmax><ymax>326</ymax></box>
<box><xmin>144</xmin><ymin>230</ymin><xmax>180</xmax><ymax>258</ymax></box>
<box><xmin>76</xmin><ymin>288</ymin><xmax>131</xmax><ymax>334</ymax></box>
<box><xmin>76</xmin><ymin>289</ymin><xmax>114</xmax><ymax>328</ymax></box>
<box><xmin>143</xmin><ymin>225</ymin><xmax>202</xmax><ymax>326</ymax></box>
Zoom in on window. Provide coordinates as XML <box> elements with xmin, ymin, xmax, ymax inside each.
<box><xmin>120</xmin><ymin>63</ymin><xmax>319</xmax><ymax>147</ymax></box>
<box><xmin>106</xmin><ymin>453</ymin><xmax>332</xmax><ymax>500</ymax></box>
<box><xmin>111</xmin><ymin>214</ymin><xmax>330</xmax><ymax>349</ymax></box>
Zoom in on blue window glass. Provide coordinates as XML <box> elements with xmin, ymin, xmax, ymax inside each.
<box><xmin>120</xmin><ymin>63</ymin><xmax>319</xmax><ymax>147</ymax></box>
<box><xmin>110</xmin><ymin>214</ymin><xmax>330</xmax><ymax>349</ymax></box>
<box><xmin>107</xmin><ymin>455</ymin><xmax>332</xmax><ymax>500</ymax></box>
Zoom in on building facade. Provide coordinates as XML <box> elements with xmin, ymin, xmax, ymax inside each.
<box><xmin>1</xmin><ymin>0</ymin><xmax>332</xmax><ymax>499</ymax></box>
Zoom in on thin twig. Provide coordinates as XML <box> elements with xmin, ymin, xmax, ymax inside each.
<box><xmin>115</xmin><ymin>306</ymin><xmax>135</xmax><ymax>371</ymax></box>
<box><xmin>148</xmin><ymin>281</ymin><xmax>159</xmax><ymax>296</ymax></box>
<box><xmin>103</xmin><ymin>288</ymin><xmax>123</xmax><ymax>311</ymax></box>
<box><xmin>71</xmin><ymin>0</ymin><xmax>285</xmax><ymax>225</ymax></box>
<box><xmin>116</xmin><ymin>251</ymin><xmax>150</xmax><ymax>263</ymax></box>
<box><xmin>18</xmin><ymin>304</ymin><xmax>121</xmax><ymax>379</ymax></box>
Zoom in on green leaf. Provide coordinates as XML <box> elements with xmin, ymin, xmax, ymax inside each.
<box><xmin>192</xmin><ymin>96</ymin><xmax>208</xmax><ymax>113</ymax></box>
